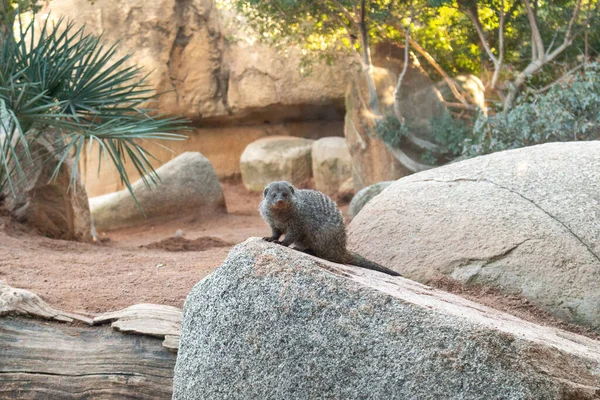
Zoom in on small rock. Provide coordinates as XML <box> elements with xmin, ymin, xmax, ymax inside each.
<box><xmin>348</xmin><ymin>181</ymin><xmax>394</xmax><ymax>219</ymax></box>
<box><xmin>90</xmin><ymin>152</ymin><xmax>226</xmax><ymax>231</ymax></box>
<box><xmin>311</xmin><ymin>137</ymin><xmax>352</xmax><ymax>196</ymax></box>
<box><xmin>240</xmin><ymin>136</ymin><xmax>314</xmax><ymax>192</ymax></box>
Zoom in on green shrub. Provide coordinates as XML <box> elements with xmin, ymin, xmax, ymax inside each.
<box><xmin>373</xmin><ymin>115</ymin><xmax>408</xmax><ymax>148</ymax></box>
<box><xmin>427</xmin><ymin>113</ymin><xmax>473</xmax><ymax>162</ymax></box>
<box><xmin>373</xmin><ymin>113</ymin><xmax>473</xmax><ymax>165</ymax></box>
<box><xmin>468</xmin><ymin>63</ymin><xmax>600</xmax><ymax>157</ymax></box>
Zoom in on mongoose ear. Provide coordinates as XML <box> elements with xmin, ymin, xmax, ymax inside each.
<box><xmin>289</xmin><ymin>185</ymin><xmax>295</xmax><ymax>194</ymax></box>
<box><xmin>263</xmin><ymin>187</ymin><xmax>269</xmax><ymax>197</ymax></box>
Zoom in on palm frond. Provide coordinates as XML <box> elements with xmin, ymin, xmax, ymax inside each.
<box><xmin>0</xmin><ymin>11</ymin><xmax>189</xmax><ymax>211</ymax></box>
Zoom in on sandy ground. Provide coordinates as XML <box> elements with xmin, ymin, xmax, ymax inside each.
<box><xmin>0</xmin><ymin>181</ymin><xmax>598</xmax><ymax>340</ymax></box>
<box><xmin>0</xmin><ymin>182</ymin><xmax>268</xmax><ymax>314</ymax></box>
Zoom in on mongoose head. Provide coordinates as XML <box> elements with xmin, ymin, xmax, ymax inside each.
<box><xmin>263</xmin><ymin>181</ymin><xmax>296</xmax><ymax>211</ymax></box>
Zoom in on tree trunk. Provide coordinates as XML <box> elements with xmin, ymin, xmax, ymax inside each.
<box><xmin>345</xmin><ymin>67</ymin><xmax>410</xmax><ymax>190</ymax></box>
<box><xmin>3</xmin><ymin>129</ymin><xmax>94</xmax><ymax>241</ymax></box>
<box><xmin>358</xmin><ymin>0</ymin><xmax>380</xmax><ymax>113</ymax></box>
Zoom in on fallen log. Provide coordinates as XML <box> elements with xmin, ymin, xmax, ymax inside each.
<box><xmin>0</xmin><ymin>317</ymin><xmax>176</xmax><ymax>399</ymax></box>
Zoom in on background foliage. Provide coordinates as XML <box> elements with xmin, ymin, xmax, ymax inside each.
<box><xmin>469</xmin><ymin>63</ymin><xmax>600</xmax><ymax>156</ymax></box>
<box><xmin>222</xmin><ymin>0</ymin><xmax>599</xmax><ymax>162</ymax></box>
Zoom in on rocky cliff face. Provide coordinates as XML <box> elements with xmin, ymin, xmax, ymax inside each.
<box><xmin>43</xmin><ymin>0</ymin><xmax>350</xmax><ymax>123</ymax></box>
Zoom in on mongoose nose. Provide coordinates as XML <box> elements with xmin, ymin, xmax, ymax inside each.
<box><xmin>277</xmin><ymin>199</ymin><xmax>284</xmax><ymax>205</ymax></box>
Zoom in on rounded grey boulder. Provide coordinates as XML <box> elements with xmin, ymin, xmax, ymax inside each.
<box><xmin>348</xmin><ymin>142</ymin><xmax>600</xmax><ymax>329</ymax></box>
<box><xmin>90</xmin><ymin>152</ymin><xmax>226</xmax><ymax>231</ymax></box>
<box><xmin>173</xmin><ymin>238</ymin><xmax>600</xmax><ymax>400</ymax></box>
<box><xmin>348</xmin><ymin>181</ymin><xmax>394</xmax><ymax>219</ymax></box>
<box><xmin>240</xmin><ymin>136</ymin><xmax>314</xmax><ymax>192</ymax></box>
<box><xmin>311</xmin><ymin>137</ymin><xmax>352</xmax><ymax>196</ymax></box>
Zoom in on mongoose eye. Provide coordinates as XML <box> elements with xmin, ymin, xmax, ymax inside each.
<box><xmin>282</xmin><ymin>193</ymin><xmax>287</xmax><ymax>197</ymax></box>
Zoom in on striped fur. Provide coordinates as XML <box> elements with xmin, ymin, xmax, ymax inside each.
<box><xmin>259</xmin><ymin>181</ymin><xmax>401</xmax><ymax>277</ymax></box>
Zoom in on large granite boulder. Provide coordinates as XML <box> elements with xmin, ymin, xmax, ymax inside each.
<box><xmin>348</xmin><ymin>181</ymin><xmax>394</xmax><ymax>219</ymax></box>
<box><xmin>348</xmin><ymin>142</ymin><xmax>600</xmax><ymax>329</ymax></box>
<box><xmin>2</xmin><ymin>130</ymin><xmax>92</xmax><ymax>241</ymax></box>
<box><xmin>311</xmin><ymin>137</ymin><xmax>352</xmax><ymax>196</ymax></box>
<box><xmin>240</xmin><ymin>136</ymin><xmax>314</xmax><ymax>192</ymax></box>
<box><xmin>90</xmin><ymin>152</ymin><xmax>225</xmax><ymax>231</ymax></box>
<box><xmin>173</xmin><ymin>238</ymin><xmax>600</xmax><ymax>399</ymax></box>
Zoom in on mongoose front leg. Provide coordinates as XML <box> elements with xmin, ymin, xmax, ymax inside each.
<box><xmin>263</xmin><ymin>227</ymin><xmax>283</xmax><ymax>242</ymax></box>
<box><xmin>279</xmin><ymin>228</ymin><xmax>301</xmax><ymax>247</ymax></box>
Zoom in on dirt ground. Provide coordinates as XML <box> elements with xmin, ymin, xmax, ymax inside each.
<box><xmin>0</xmin><ymin>181</ymin><xmax>598</xmax><ymax>340</ymax></box>
<box><xmin>0</xmin><ymin>182</ymin><xmax>269</xmax><ymax>314</ymax></box>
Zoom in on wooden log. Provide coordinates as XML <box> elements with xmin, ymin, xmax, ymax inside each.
<box><xmin>94</xmin><ymin>304</ymin><xmax>181</xmax><ymax>339</ymax></box>
<box><xmin>0</xmin><ymin>317</ymin><xmax>176</xmax><ymax>399</ymax></box>
<box><xmin>163</xmin><ymin>335</ymin><xmax>181</xmax><ymax>353</ymax></box>
<box><xmin>0</xmin><ymin>281</ymin><xmax>93</xmax><ymax>324</ymax></box>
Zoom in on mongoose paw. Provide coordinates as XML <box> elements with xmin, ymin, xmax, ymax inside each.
<box><xmin>263</xmin><ymin>237</ymin><xmax>277</xmax><ymax>242</ymax></box>
<box><xmin>299</xmin><ymin>248</ymin><xmax>316</xmax><ymax>256</ymax></box>
<box><xmin>273</xmin><ymin>240</ymin><xmax>288</xmax><ymax>246</ymax></box>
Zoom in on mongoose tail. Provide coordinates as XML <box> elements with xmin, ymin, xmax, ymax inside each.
<box><xmin>347</xmin><ymin>251</ymin><xmax>402</xmax><ymax>277</ymax></box>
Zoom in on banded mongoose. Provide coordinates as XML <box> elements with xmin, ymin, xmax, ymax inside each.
<box><xmin>259</xmin><ymin>181</ymin><xmax>401</xmax><ymax>277</ymax></box>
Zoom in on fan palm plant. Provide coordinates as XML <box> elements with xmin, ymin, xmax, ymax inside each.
<box><xmin>0</xmin><ymin>13</ymin><xmax>187</xmax><ymax>209</ymax></box>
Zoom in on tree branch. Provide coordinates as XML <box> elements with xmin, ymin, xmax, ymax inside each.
<box><xmin>504</xmin><ymin>0</ymin><xmax>592</xmax><ymax>112</ymax></box>
<box><xmin>534</xmin><ymin>63</ymin><xmax>587</xmax><ymax>94</ymax></box>
<box><xmin>546</xmin><ymin>0</ymin><xmax>585</xmax><ymax>61</ymax></box>
<box><xmin>388</xmin><ymin>22</ymin><xmax>472</xmax><ymax>108</ymax></box>
<box><xmin>564</xmin><ymin>0</ymin><xmax>583</xmax><ymax>45</ymax></box>
<box><xmin>523</xmin><ymin>0</ymin><xmax>545</xmax><ymax>60</ymax></box>
<box><xmin>384</xmin><ymin>143</ymin><xmax>435</xmax><ymax>173</ymax></box>
<box><xmin>393</xmin><ymin>24</ymin><xmax>411</xmax><ymax>125</ymax></box>
<box><xmin>358</xmin><ymin>0</ymin><xmax>372</xmax><ymax>67</ymax></box>
<box><xmin>444</xmin><ymin>101</ymin><xmax>476</xmax><ymax>110</ymax></box>
<box><xmin>330</xmin><ymin>0</ymin><xmax>359</xmax><ymax>30</ymax></box>
<box><xmin>491</xmin><ymin>0</ymin><xmax>505</xmax><ymax>89</ymax></box>
<box><xmin>464</xmin><ymin>5</ymin><xmax>498</xmax><ymax>65</ymax></box>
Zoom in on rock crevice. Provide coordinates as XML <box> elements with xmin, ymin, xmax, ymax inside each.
<box><xmin>417</xmin><ymin>177</ymin><xmax>600</xmax><ymax>265</ymax></box>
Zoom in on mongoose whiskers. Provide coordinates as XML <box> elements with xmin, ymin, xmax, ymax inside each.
<box><xmin>259</xmin><ymin>181</ymin><xmax>401</xmax><ymax>277</ymax></box>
